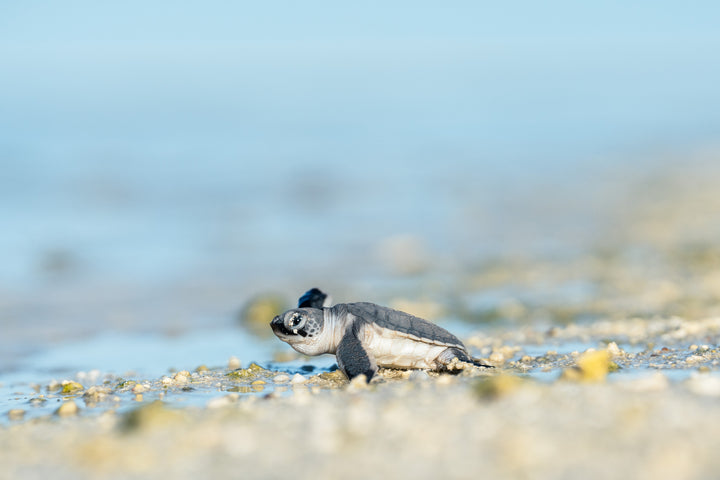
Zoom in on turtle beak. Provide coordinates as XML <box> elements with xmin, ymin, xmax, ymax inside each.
<box><xmin>270</xmin><ymin>316</ymin><xmax>291</xmax><ymax>336</ymax></box>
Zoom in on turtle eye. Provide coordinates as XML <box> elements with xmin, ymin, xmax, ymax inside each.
<box><xmin>289</xmin><ymin>314</ymin><xmax>302</xmax><ymax>327</ymax></box>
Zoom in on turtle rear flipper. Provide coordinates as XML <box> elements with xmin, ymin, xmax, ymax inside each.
<box><xmin>436</xmin><ymin>347</ymin><xmax>494</xmax><ymax>372</ymax></box>
<box><xmin>470</xmin><ymin>357</ymin><xmax>494</xmax><ymax>368</ymax></box>
<box><xmin>336</xmin><ymin>324</ymin><xmax>377</xmax><ymax>382</ymax></box>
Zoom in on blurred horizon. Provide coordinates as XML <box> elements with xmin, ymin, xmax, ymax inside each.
<box><xmin>2</xmin><ymin>2</ymin><xmax>720</xmax><ymax>312</ymax></box>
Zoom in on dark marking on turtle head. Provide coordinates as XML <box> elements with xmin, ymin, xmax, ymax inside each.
<box><xmin>297</xmin><ymin>288</ymin><xmax>332</xmax><ymax>309</ymax></box>
<box><xmin>270</xmin><ymin>308</ymin><xmax>325</xmax><ymax>342</ymax></box>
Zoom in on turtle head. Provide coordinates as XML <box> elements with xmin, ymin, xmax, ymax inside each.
<box><xmin>270</xmin><ymin>308</ymin><xmax>327</xmax><ymax>355</ymax></box>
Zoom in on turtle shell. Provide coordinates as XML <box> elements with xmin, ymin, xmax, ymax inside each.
<box><xmin>344</xmin><ymin>302</ymin><xmax>465</xmax><ymax>348</ymax></box>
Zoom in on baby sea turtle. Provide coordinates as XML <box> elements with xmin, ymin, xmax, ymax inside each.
<box><xmin>270</xmin><ymin>288</ymin><xmax>492</xmax><ymax>381</ymax></box>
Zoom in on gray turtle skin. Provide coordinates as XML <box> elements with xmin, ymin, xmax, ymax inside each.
<box><xmin>270</xmin><ymin>290</ymin><xmax>491</xmax><ymax>381</ymax></box>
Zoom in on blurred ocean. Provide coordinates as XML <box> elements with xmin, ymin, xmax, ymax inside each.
<box><xmin>1</xmin><ymin>2</ymin><xmax>720</xmax><ymax>367</ymax></box>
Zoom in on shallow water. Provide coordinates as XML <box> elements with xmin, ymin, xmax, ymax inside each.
<box><xmin>0</xmin><ymin>326</ymin><xmax>306</xmax><ymax>424</ymax></box>
<box><xmin>3</xmin><ymin>316</ymin><xmax>717</xmax><ymax>426</ymax></box>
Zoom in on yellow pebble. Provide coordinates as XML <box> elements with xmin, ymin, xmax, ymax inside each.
<box><xmin>56</xmin><ymin>401</ymin><xmax>79</xmax><ymax>417</ymax></box>
<box><xmin>7</xmin><ymin>409</ymin><xmax>25</xmax><ymax>420</ymax></box>
<box><xmin>562</xmin><ymin>350</ymin><xmax>611</xmax><ymax>382</ymax></box>
<box><xmin>132</xmin><ymin>384</ymin><xmax>146</xmax><ymax>393</ymax></box>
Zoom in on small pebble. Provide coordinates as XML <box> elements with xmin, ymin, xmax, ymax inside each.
<box><xmin>8</xmin><ymin>409</ymin><xmax>25</xmax><ymax>421</ymax></box>
<box><xmin>408</xmin><ymin>370</ymin><xmax>430</xmax><ymax>382</ymax></box>
<box><xmin>489</xmin><ymin>352</ymin><xmax>505</xmax><ymax>363</ymax></box>
<box><xmin>132</xmin><ymin>384</ymin><xmax>147</xmax><ymax>394</ymax></box>
<box><xmin>273</xmin><ymin>374</ymin><xmax>290</xmax><ymax>383</ymax></box>
<box><xmin>291</xmin><ymin>374</ymin><xmax>307</xmax><ymax>384</ymax></box>
<box><xmin>60</xmin><ymin>380</ymin><xmax>84</xmax><ymax>394</ymax></box>
<box><xmin>29</xmin><ymin>397</ymin><xmax>47</xmax><ymax>407</ymax></box>
<box><xmin>228</xmin><ymin>356</ymin><xmax>241</xmax><ymax>370</ymax></box>
<box><xmin>56</xmin><ymin>401</ymin><xmax>79</xmax><ymax>417</ymax></box>
<box><xmin>562</xmin><ymin>350</ymin><xmax>610</xmax><ymax>382</ymax></box>
<box><xmin>347</xmin><ymin>374</ymin><xmax>370</xmax><ymax>391</ymax></box>
<box><xmin>84</xmin><ymin>386</ymin><xmax>111</xmax><ymax>403</ymax></box>
<box><xmin>161</xmin><ymin>376</ymin><xmax>172</xmax><ymax>385</ymax></box>
<box><xmin>606</xmin><ymin>342</ymin><xmax>622</xmax><ymax>357</ymax></box>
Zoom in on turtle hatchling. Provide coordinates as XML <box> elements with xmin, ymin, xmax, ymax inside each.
<box><xmin>270</xmin><ymin>288</ymin><xmax>492</xmax><ymax>381</ymax></box>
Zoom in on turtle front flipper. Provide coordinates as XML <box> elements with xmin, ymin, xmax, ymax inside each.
<box><xmin>298</xmin><ymin>288</ymin><xmax>331</xmax><ymax>309</ymax></box>
<box><xmin>336</xmin><ymin>324</ymin><xmax>377</xmax><ymax>382</ymax></box>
